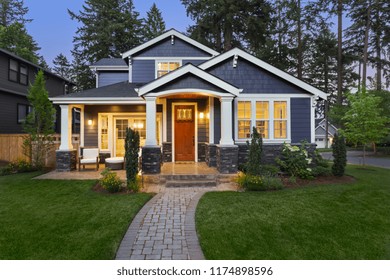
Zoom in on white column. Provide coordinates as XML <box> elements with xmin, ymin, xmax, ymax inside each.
<box><xmin>209</xmin><ymin>97</ymin><xmax>214</xmax><ymax>144</ymax></box>
<box><xmin>219</xmin><ymin>97</ymin><xmax>235</xmax><ymax>146</ymax></box>
<box><xmin>79</xmin><ymin>105</ymin><xmax>85</xmax><ymax>147</ymax></box>
<box><xmin>59</xmin><ymin>105</ymin><xmax>73</xmax><ymax>150</ymax></box>
<box><xmin>145</xmin><ymin>96</ymin><xmax>158</xmax><ymax>146</ymax></box>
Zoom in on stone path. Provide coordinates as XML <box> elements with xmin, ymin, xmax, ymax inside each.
<box><xmin>116</xmin><ymin>187</ymin><xmax>213</xmax><ymax>260</ymax></box>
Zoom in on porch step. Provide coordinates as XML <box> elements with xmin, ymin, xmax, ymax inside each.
<box><xmin>162</xmin><ymin>174</ymin><xmax>217</xmax><ymax>188</ymax></box>
<box><xmin>165</xmin><ymin>180</ymin><xmax>217</xmax><ymax>188</ymax></box>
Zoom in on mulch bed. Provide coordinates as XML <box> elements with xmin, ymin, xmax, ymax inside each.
<box><xmin>281</xmin><ymin>175</ymin><xmax>356</xmax><ymax>189</ymax></box>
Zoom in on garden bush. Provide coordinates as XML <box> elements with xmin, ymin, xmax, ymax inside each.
<box><xmin>125</xmin><ymin>127</ymin><xmax>140</xmax><ymax>192</ymax></box>
<box><xmin>246</xmin><ymin>127</ymin><xmax>263</xmax><ymax>176</ymax></box>
<box><xmin>127</xmin><ymin>175</ymin><xmax>141</xmax><ymax>193</ymax></box>
<box><xmin>332</xmin><ymin>133</ymin><xmax>347</xmax><ymax>177</ymax></box>
<box><xmin>99</xmin><ymin>168</ymin><xmax>123</xmax><ymax>193</ymax></box>
<box><xmin>0</xmin><ymin>159</ymin><xmax>36</xmax><ymax>176</ymax></box>
<box><xmin>237</xmin><ymin>173</ymin><xmax>284</xmax><ymax>191</ymax></box>
<box><xmin>276</xmin><ymin>142</ymin><xmax>313</xmax><ymax>179</ymax></box>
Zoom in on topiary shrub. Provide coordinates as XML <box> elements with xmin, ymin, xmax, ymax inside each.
<box><xmin>99</xmin><ymin>168</ymin><xmax>123</xmax><ymax>193</ymax></box>
<box><xmin>246</xmin><ymin>126</ymin><xmax>263</xmax><ymax>176</ymax></box>
<box><xmin>332</xmin><ymin>133</ymin><xmax>347</xmax><ymax>177</ymax></box>
<box><xmin>125</xmin><ymin>127</ymin><xmax>140</xmax><ymax>192</ymax></box>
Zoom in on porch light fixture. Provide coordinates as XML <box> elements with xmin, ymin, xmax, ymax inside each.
<box><xmin>199</xmin><ymin>112</ymin><xmax>204</xmax><ymax>119</ymax></box>
<box><xmin>87</xmin><ymin>119</ymin><xmax>93</xmax><ymax>126</ymax></box>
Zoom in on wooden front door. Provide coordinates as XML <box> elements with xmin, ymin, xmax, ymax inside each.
<box><xmin>174</xmin><ymin>105</ymin><xmax>195</xmax><ymax>161</ymax></box>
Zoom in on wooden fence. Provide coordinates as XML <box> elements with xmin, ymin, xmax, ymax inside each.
<box><xmin>0</xmin><ymin>134</ymin><xmax>80</xmax><ymax>167</ymax></box>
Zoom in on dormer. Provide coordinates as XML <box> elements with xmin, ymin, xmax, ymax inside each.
<box><xmin>90</xmin><ymin>58</ymin><xmax>128</xmax><ymax>88</ymax></box>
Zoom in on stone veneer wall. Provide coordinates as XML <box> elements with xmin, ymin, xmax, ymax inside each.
<box><xmin>142</xmin><ymin>146</ymin><xmax>161</xmax><ymax>174</ymax></box>
<box><xmin>237</xmin><ymin>143</ymin><xmax>317</xmax><ymax>167</ymax></box>
<box><xmin>56</xmin><ymin>150</ymin><xmax>77</xmax><ymax>171</ymax></box>
<box><xmin>217</xmin><ymin>145</ymin><xmax>238</xmax><ymax>174</ymax></box>
<box><xmin>198</xmin><ymin>142</ymin><xmax>206</xmax><ymax>162</ymax></box>
<box><xmin>205</xmin><ymin>144</ymin><xmax>217</xmax><ymax>167</ymax></box>
<box><xmin>162</xmin><ymin>142</ymin><xmax>172</xmax><ymax>162</ymax></box>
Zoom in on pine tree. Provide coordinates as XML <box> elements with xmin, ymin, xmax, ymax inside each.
<box><xmin>331</xmin><ymin>133</ymin><xmax>346</xmax><ymax>176</ymax></box>
<box><xmin>52</xmin><ymin>53</ymin><xmax>72</xmax><ymax>80</ymax></box>
<box><xmin>23</xmin><ymin>70</ymin><xmax>56</xmax><ymax>169</ymax></box>
<box><xmin>246</xmin><ymin>127</ymin><xmax>263</xmax><ymax>176</ymax></box>
<box><xmin>0</xmin><ymin>0</ymin><xmax>30</xmax><ymax>27</ymax></box>
<box><xmin>142</xmin><ymin>3</ymin><xmax>165</xmax><ymax>42</ymax></box>
<box><xmin>70</xmin><ymin>48</ymin><xmax>95</xmax><ymax>91</ymax></box>
<box><xmin>125</xmin><ymin>127</ymin><xmax>140</xmax><ymax>192</ymax></box>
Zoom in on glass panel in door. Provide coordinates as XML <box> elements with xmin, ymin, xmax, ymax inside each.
<box><xmin>115</xmin><ymin>119</ymin><xmax>128</xmax><ymax>157</ymax></box>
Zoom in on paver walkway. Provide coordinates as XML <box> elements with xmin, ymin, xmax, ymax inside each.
<box><xmin>116</xmin><ymin>187</ymin><xmax>215</xmax><ymax>260</ymax></box>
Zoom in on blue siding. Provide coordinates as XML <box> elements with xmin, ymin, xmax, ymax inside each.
<box><xmin>132</xmin><ymin>60</ymin><xmax>155</xmax><ymax>83</ymax></box>
<box><xmin>213</xmin><ymin>98</ymin><xmax>221</xmax><ymax>144</ymax></box>
<box><xmin>182</xmin><ymin>59</ymin><xmax>207</xmax><ymax>66</ymax></box>
<box><xmin>154</xmin><ymin>74</ymin><xmax>226</xmax><ymax>93</ymax></box>
<box><xmin>135</xmin><ymin>38</ymin><xmax>212</xmax><ymax>57</ymax></box>
<box><xmin>207</xmin><ymin>59</ymin><xmax>308</xmax><ymax>94</ymax></box>
<box><xmin>98</xmin><ymin>72</ymin><xmax>128</xmax><ymax>87</ymax></box>
<box><xmin>291</xmin><ymin>98</ymin><xmax>311</xmax><ymax>143</ymax></box>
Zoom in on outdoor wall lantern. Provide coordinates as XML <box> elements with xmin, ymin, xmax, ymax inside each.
<box><xmin>87</xmin><ymin>119</ymin><xmax>93</xmax><ymax>126</ymax></box>
<box><xmin>199</xmin><ymin>112</ymin><xmax>204</xmax><ymax>119</ymax></box>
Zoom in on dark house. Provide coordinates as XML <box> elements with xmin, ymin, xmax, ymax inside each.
<box><xmin>0</xmin><ymin>48</ymin><xmax>74</xmax><ymax>134</ymax></box>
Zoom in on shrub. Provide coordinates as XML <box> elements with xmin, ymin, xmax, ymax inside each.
<box><xmin>314</xmin><ymin>150</ymin><xmax>329</xmax><ymax>168</ymax></box>
<box><xmin>99</xmin><ymin>168</ymin><xmax>123</xmax><ymax>193</ymax></box>
<box><xmin>332</xmin><ymin>133</ymin><xmax>347</xmax><ymax>177</ymax></box>
<box><xmin>127</xmin><ymin>175</ymin><xmax>141</xmax><ymax>193</ymax></box>
<box><xmin>246</xmin><ymin>126</ymin><xmax>263</xmax><ymax>176</ymax></box>
<box><xmin>237</xmin><ymin>173</ymin><xmax>283</xmax><ymax>191</ymax></box>
<box><xmin>276</xmin><ymin>142</ymin><xmax>314</xmax><ymax>179</ymax></box>
<box><xmin>0</xmin><ymin>159</ymin><xmax>35</xmax><ymax>176</ymax></box>
<box><xmin>312</xmin><ymin>166</ymin><xmax>332</xmax><ymax>177</ymax></box>
<box><xmin>261</xmin><ymin>164</ymin><xmax>280</xmax><ymax>176</ymax></box>
<box><xmin>125</xmin><ymin>127</ymin><xmax>140</xmax><ymax>192</ymax></box>
<box><xmin>0</xmin><ymin>165</ymin><xmax>13</xmax><ymax>176</ymax></box>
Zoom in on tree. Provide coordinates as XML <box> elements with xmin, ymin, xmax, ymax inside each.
<box><xmin>0</xmin><ymin>22</ymin><xmax>40</xmax><ymax>63</ymax></box>
<box><xmin>331</xmin><ymin>133</ymin><xmax>346</xmax><ymax>176</ymax></box>
<box><xmin>125</xmin><ymin>127</ymin><xmax>140</xmax><ymax>192</ymax></box>
<box><xmin>23</xmin><ymin>70</ymin><xmax>56</xmax><ymax>169</ymax></box>
<box><xmin>341</xmin><ymin>91</ymin><xmax>389</xmax><ymax>165</ymax></box>
<box><xmin>70</xmin><ymin>48</ymin><xmax>95</xmax><ymax>91</ymax></box>
<box><xmin>0</xmin><ymin>0</ymin><xmax>30</xmax><ymax>27</ymax></box>
<box><xmin>246</xmin><ymin>127</ymin><xmax>263</xmax><ymax>176</ymax></box>
<box><xmin>52</xmin><ymin>53</ymin><xmax>72</xmax><ymax>80</ymax></box>
<box><xmin>142</xmin><ymin>3</ymin><xmax>165</xmax><ymax>42</ymax></box>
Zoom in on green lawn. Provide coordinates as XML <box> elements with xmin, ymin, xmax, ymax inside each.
<box><xmin>196</xmin><ymin>165</ymin><xmax>390</xmax><ymax>259</ymax></box>
<box><xmin>0</xmin><ymin>172</ymin><xmax>152</xmax><ymax>260</ymax></box>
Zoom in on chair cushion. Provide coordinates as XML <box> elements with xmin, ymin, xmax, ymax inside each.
<box><xmin>80</xmin><ymin>158</ymin><xmax>97</xmax><ymax>164</ymax></box>
<box><xmin>83</xmin><ymin>148</ymin><xmax>99</xmax><ymax>159</ymax></box>
<box><xmin>105</xmin><ymin>157</ymin><xmax>124</xmax><ymax>164</ymax></box>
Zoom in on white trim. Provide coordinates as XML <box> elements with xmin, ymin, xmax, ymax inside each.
<box><xmin>133</xmin><ymin>56</ymin><xmax>210</xmax><ymax>61</ymax></box>
<box><xmin>315</xmin><ymin>119</ymin><xmax>338</xmax><ymax>132</ymax></box>
<box><xmin>209</xmin><ymin>97</ymin><xmax>214</xmax><ymax>144</ymax></box>
<box><xmin>89</xmin><ymin>65</ymin><xmax>128</xmax><ymax>71</ymax></box>
<box><xmin>199</xmin><ymin>48</ymin><xmax>327</xmax><ymax>100</ymax></box>
<box><xmin>128</xmin><ymin>56</ymin><xmax>133</xmax><ymax>83</ymax></box>
<box><xmin>50</xmin><ymin>97</ymin><xmax>145</xmax><ymax>105</ymax></box>
<box><xmin>311</xmin><ymin>96</ymin><xmax>315</xmax><ymax>143</ymax></box>
<box><xmin>59</xmin><ymin>105</ymin><xmax>74</xmax><ymax>151</ymax></box>
<box><xmin>171</xmin><ymin>102</ymin><xmax>198</xmax><ymax>162</ymax></box>
<box><xmin>138</xmin><ymin>64</ymin><xmax>240</xmax><ymax>96</ymax></box>
<box><xmin>122</xmin><ymin>29</ymin><xmax>219</xmax><ymax>58</ymax></box>
<box><xmin>162</xmin><ymin>99</ymin><xmax>167</xmax><ymax>142</ymax></box>
<box><xmin>155</xmin><ymin>59</ymin><xmax>182</xmax><ymax>79</ymax></box>
<box><xmin>234</xmin><ymin>98</ymin><xmax>291</xmax><ymax>144</ymax></box>
<box><xmin>238</xmin><ymin>93</ymin><xmax>313</xmax><ymax>98</ymax></box>
<box><xmin>144</xmin><ymin>89</ymin><xmax>234</xmax><ymax>98</ymax></box>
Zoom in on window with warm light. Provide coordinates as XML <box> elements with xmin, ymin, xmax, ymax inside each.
<box><xmin>157</xmin><ymin>61</ymin><xmax>180</xmax><ymax>78</ymax></box>
<box><xmin>100</xmin><ymin>115</ymin><xmax>108</xmax><ymax>150</ymax></box>
<box><xmin>274</xmin><ymin>101</ymin><xmax>287</xmax><ymax>139</ymax></box>
<box><xmin>238</xmin><ymin>101</ymin><xmax>251</xmax><ymax>139</ymax></box>
<box><xmin>256</xmin><ymin>101</ymin><xmax>269</xmax><ymax>139</ymax></box>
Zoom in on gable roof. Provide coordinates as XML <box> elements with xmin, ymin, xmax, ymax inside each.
<box><xmin>199</xmin><ymin>48</ymin><xmax>328</xmax><ymax>100</ymax></box>
<box><xmin>137</xmin><ymin>64</ymin><xmax>240</xmax><ymax>97</ymax></box>
<box><xmin>122</xmin><ymin>29</ymin><xmax>219</xmax><ymax>59</ymax></box>
<box><xmin>91</xmin><ymin>58</ymin><xmax>127</xmax><ymax>67</ymax></box>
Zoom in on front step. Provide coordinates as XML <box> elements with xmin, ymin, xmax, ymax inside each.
<box><xmin>162</xmin><ymin>174</ymin><xmax>217</xmax><ymax>188</ymax></box>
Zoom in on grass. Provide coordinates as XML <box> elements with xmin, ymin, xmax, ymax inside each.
<box><xmin>196</xmin><ymin>165</ymin><xmax>390</xmax><ymax>259</ymax></box>
<box><xmin>0</xmin><ymin>172</ymin><xmax>152</xmax><ymax>259</ymax></box>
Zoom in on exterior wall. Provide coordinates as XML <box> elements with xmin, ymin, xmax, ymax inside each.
<box><xmin>207</xmin><ymin>59</ymin><xmax>308</xmax><ymax>94</ymax></box>
<box><xmin>0</xmin><ymin>91</ymin><xmax>28</xmax><ymax>133</ymax></box>
<box><xmin>154</xmin><ymin>75</ymin><xmax>226</xmax><ymax>93</ymax></box>
<box><xmin>291</xmin><ymin>98</ymin><xmax>311</xmax><ymax>143</ymax></box>
<box><xmin>132</xmin><ymin>60</ymin><xmax>155</xmax><ymax>83</ymax></box>
<box><xmin>98</xmin><ymin>71</ymin><xmax>128</xmax><ymax>87</ymax></box>
<box><xmin>134</xmin><ymin>37</ymin><xmax>212</xmax><ymax>57</ymax></box>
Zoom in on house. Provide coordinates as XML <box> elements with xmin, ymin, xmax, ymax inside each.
<box><xmin>50</xmin><ymin>29</ymin><xmax>327</xmax><ymax>173</ymax></box>
<box><xmin>315</xmin><ymin>119</ymin><xmax>338</xmax><ymax>148</ymax></box>
<box><xmin>0</xmin><ymin>48</ymin><xmax>75</xmax><ymax>134</ymax></box>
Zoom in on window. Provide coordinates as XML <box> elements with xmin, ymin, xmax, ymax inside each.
<box><xmin>17</xmin><ymin>104</ymin><xmax>32</xmax><ymax>124</ymax></box>
<box><xmin>274</xmin><ymin>101</ymin><xmax>287</xmax><ymax>139</ymax></box>
<box><xmin>238</xmin><ymin>101</ymin><xmax>251</xmax><ymax>139</ymax></box>
<box><xmin>9</xmin><ymin>59</ymin><xmax>29</xmax><ymax>85</ymax></box>
<box><xmin>256</xmin><ymin>101</ymin><xmax>269</xmax><ymax>139</ymax></box>
<box><xmin>100</xmin><ymin>115</ymin><xmax>108</xmax><ymax>150</ymax></box>
<box><xmin>156</xmin><ymin>61</ymin><xmax>180</xmax><ymax>78</ymax></box>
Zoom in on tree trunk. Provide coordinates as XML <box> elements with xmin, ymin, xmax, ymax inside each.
<box><xmin>297</xmin><ymin>0</ymin><xmax>302</xmax><ymax>79</ymax></box>
<box><xmin>337</xmin><ymin>0</ymin><xmax>343</xmax><ymax>105</ymax></box>
<box><xmin>362</xmin><ymin>145</ymin><xmax>366</xmax><ymax>166</ymax></box>
<box><xmin>375</xmin><ymin>0</ymin><xmax>382</xmax><ymax>90</ymax></box>
<box><xmin>362</xmin><ymin>6</ymin><xmax>372</xmax><ymax>92</ymax></box>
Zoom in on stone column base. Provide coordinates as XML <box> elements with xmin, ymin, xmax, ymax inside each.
<box><xmin>56</xmin><ymin>150</ymin><xmax>77</xmax><ymax>172</ymax></box>
<box><xmin>205</xmin><ymin>144</ymin><xmax>217</xmax><ymax>167</ymax></box>
<box><xmin>142</xmin><ymin>146</ymin><xmax>161</xmax><ymax>174</ymax></box>
<box><xmin>217</xmin><ymin>145</ymin><xmax>238</xmax><ymax>174</ymax></box>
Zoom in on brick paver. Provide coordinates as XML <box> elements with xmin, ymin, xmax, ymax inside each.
<box><xmin>116</xmin><ymin>187</ymin><xmax>213</xmax><ymax>260</ymax></box>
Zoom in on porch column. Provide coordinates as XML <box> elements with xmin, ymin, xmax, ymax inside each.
<box><xmin>145</xmin><ymin>96</ymin><xmax>157</xmax><ymax>146</ymax></box>
<box><xmin>59</xmin><ymin>104</ymin><xmax>73</xmax><ymax>150</ymax></box>
<box><xmin>143</xmin><ymin>96</ymin><xmax>161</xmax><ymax>174</ymax></box>
<box><xmin>56</xmin><ymin>104</ymin><xmax>77</xmax><ymax>171</ymax></box>
<box><xmin>219</xmin><ymin>97</ymin><xmax>234</xmax><ymax>145</ymax></box>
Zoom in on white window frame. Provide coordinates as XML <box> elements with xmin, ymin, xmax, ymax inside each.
<box><xmin>235</xmin><ymin>97</ymin><xmax>291</xmax><ymax>143</ymax></box>
<box><xmin>155</xmin><ymin>60</ymin><xmax>182</xmax><ymax>79</ymax></box>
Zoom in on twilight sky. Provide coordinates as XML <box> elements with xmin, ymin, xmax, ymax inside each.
<box><xmin>25</xmin><ymin>0</ymin><xmax>193</xmax><ymax>66</ymax></box>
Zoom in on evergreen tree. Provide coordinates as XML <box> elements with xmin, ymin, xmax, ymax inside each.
<box><xmin>0</xmin><ymin>0</ymin><xmax>30</xmax><ymax>27</ymax></box>
<box><xmin>125</xmin><ymin>127</ymin><xmax>140</xmax><ymax>192</ymax></box>
<box><xmin>71</xmin><ymin>48</ymin><xmax>95</xmax><ymax>91</ymax></box>
<box><xmin>142</xmin><ymin>3</ymin><xmax>165</xmax><ymax>42</ymax></box>
<box><xmin>52</xmin><ymin>53</ymin><xmax>72</xmax><ymax>80</ymax></box>
<box><xmin>246</xmin><ymin>127</ymin><xmax>263</xmax><ymax>176</ymax></box>
<box><xmin>331</xmin><ymin>133</ymin><xmax>346</xmax><ymax>176</ymax></box>
<box><xmin>23</xmin><ymin>70</ymin><xmax>56</xmax><ymax>169</ymax></box>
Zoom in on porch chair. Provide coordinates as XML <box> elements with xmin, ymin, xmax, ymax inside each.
<box><xmin>79</xmin><ymin>148</ymin><xmax>99</xmax><ymax>171</ymax></box>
